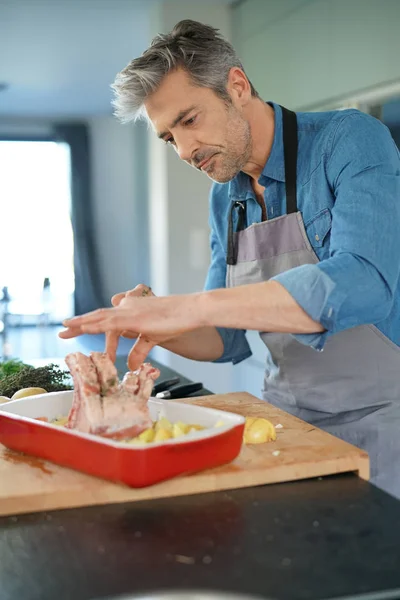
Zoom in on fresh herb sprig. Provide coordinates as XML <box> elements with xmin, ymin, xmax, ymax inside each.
<box><xmin>0</xmin><ymin>359</ymin><xmax>31</xmax><ymax>379</ymax></box>
<box><xmin>0</xmin><ymin>363</ymin><xmax>72</xmax><ymax>398</ymax></box>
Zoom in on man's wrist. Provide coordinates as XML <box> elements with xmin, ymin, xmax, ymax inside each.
<box><xmin>192</xmin><ymin>289</ymin><xmax>218</xmax><ymax>329</ymax></box>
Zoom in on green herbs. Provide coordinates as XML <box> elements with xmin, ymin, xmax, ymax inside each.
<box><xmin>0</xmin><ymin>363</ymin><xmax>72</xmax><ymax>398</ymax></box>
<box><xmin>0</xmin><ymin>359</ymin><xmax>30</xmax><ymax>379</ymax></box>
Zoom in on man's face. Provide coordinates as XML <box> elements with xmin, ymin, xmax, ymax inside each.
<box><xmin>144</xmin><ymin>68</ymin><xmax>252</xmax><ymax>183</ymax></box>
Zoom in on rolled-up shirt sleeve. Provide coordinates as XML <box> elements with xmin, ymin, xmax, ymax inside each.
<box><xmin>272</xmin><ymin>112</ymin><xmax>400</xmax><ymax>351</ymax></box>
<box><xmin>204</xmin><ymin>207</ymin><xmax>252</xmax><ymax>364</ymax></box>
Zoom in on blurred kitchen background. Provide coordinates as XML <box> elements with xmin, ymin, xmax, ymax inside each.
<box><xmin>0</xmin><ymin>0</ymin><xmax>399</xmax><ymax>396</ymax></box>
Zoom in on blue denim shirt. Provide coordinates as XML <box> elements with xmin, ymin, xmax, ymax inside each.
<box><xmin>204</xmin><ymin>103</ymin><xmax>400</xmax><ymax>364</ymax></box>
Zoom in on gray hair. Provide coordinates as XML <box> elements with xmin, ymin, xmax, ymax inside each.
<box><xmin>111</xmin><ymin>19</ymin><xmax>259</xmax><ymax>123</ymax></box>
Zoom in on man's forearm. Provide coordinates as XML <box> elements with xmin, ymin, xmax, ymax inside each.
<box><xmin>160</xmin><ymin>280</ymin><xmax>322</xmax><ymax>362</ymax></box>
<box><xmin>197</xmin><ymin>280</ymin><xmax>324</xmax><ymax>333</ymax></box>
<box><xmin>161</xmin><ymin>326</ymin><xmax>225</xmax><ymax>362</ymax></box>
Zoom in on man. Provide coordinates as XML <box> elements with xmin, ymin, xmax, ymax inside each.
<box><xmin>60</xmin><ymin>20</ymin><xmax>400</xmax><ymax>497</ymax></box>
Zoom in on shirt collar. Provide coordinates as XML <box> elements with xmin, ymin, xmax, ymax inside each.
<box><xmin>260</xmin><ymin>102</ymin><xmax>285</xmax><ymax>183</ymax></box>
<box><xmin>228</xmin><ymin>101</ymin><xmax>285</xmax><ymax>199</ymax></box>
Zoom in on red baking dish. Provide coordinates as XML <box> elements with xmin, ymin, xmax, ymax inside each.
<box><xmin>0</xmin><ymin>391</ymin><xmax>245</xmax><ymax>487</ymax></box>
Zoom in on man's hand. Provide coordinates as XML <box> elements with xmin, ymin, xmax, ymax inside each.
<box><xmin>59</xmin><ymin>285</ymin><xmax>203</xmax><ymax>370</ymax></box>
<box><xmin>59</xmin><ymin>280</ymin><xmax>323</xmax><ymax>370</ymax></box>
<box><xmin>105</xmin><ymin>284</ymin><xmax>156</xmax><ymax>368</ymax></box>
<box><xmin>107</xmin><ymin>284</ymin><xmax>181</xmax><ymax>370</ymax></box>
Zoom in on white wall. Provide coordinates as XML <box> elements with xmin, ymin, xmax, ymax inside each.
<box><xmin>233</xmin><ymin>0</ymin><xmax>400</xmax><ymax>110</ymax></box>
<box><xmin>89</xmin><ymin>117</ymin><xmax>150</xmax><ymax>304</ymax></box>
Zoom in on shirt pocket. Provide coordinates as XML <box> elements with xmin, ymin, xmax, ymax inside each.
<box><xmin>304</xmin><ymin>208</ymin><xmax>332</xmax><ymax>260</ymax></box>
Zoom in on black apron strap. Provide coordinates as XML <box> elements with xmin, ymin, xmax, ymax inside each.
<box><xmin>226</xmin><ymin>201</ymin><xmax>247</xmax><ymax>266</ymax></box>
<box><xmin>280</xmin><ymin>105</ymin><xmax>298</xmax><ymax>214</ymax></box>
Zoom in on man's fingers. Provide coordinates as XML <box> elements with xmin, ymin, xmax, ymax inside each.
<box><xmin>112</xmin><ymin>284</ymin><xmax>154</xmax><ymax>309</ymax></box>
<box><xmin>121</xmin><ymin>330</ymin><xmax>139</xmax><ymax>339</ymax></box>
<box><xmin>111</xmin><ymin>292</ymin><xmax>126</xmax><ymax>307</ymax></box>
<box><xmin>58</xmin><ymin>326</ymin><xmax>83</xmax><ymax>339</ymax></box>
<box><xmin>126</xmin><ymin>284</ymin><xmax>154</xmax><ymax>298</ymax></box>
<box><xmin>128</xmin><ymin>335</ymin><xmax>155</xmax><ymax>372</ymax></box>
<box><xmin>106</xmin><ymin>331</ymin><xmax>120</xmax><ymax>363</ymax></box>
<box><xmin>63</xmin><ymin>308</ymin><xmax>109</xmax><ymax>327</ymax></box>
<box><xmin>60</xmin><ymin>286</ymin><xmax>156</xmax><ymax>353</ymax></box>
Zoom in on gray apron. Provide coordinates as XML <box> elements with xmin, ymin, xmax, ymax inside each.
<box><xmin>226</xmin><ymin>106</ymin><xmax>400</xmax><ymax>498</ymax></box>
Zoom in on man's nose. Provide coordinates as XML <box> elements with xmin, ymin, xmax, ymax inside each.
<box><xmin>175</xmin><ymin>134</ymin><xmax>198</xmax><ymax>163</ymax></box>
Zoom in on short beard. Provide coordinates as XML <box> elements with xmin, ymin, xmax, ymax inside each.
<box><xmin>211</xmin><ymin>105</ymin><xmax>252</xmax><ymax>183</ymax></box>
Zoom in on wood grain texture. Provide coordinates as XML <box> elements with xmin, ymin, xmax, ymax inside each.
<box><xmin>0</xmin><ymin>392</ymin><xmax>369</xmax><ymax>516</ymax></box>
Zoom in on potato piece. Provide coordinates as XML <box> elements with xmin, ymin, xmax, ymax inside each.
<box><xmin>155</xmin><ymin>417</ymin><xmax>173</xmax><ymax>432</ymax></box>
<box><xmin>176</xmin><ymin>421</ymin><xmax>190</xmax><ymax>434</ymax></box>
<box><xmin>214</xmin><ymin>420</ymin><xmax>225</xmax><ymax>428</ymax></box>
<box><xmin>52</xmin><ymin>416</ymin><xmax>69</xmax><ymax>427</ymax></box>
<box><xmin>138</xmin><ymin>428</ymin><xmax>155</xmax><ymax>443</ymax></box>
<box><xmin>244</xmin><ymin>417</ymin><xmax>276</xmax><ymax>444</ymax></box>
<box><xmin>126</xmin><ymin>437</ymin><xmax>144</xmax><ymax>445</ymax></box>
<box><xmin>0</xmin><ymin>396</ymin><xmax>10</xmax><ymax>404</ymax></box>
<box><xmin>154</xmin><ymin>427</ymin><xmax>172</xmax><ymax>442</ymax></box>
<box><xmin>11</xmin><ymin>387</ymin><xmax>47</xmax><ymax>400</ymax></box>
<box><xmin>172</xmin><ymin>422</ymin><xmax>189</xmax><ymax>438</ymax></box>
<box><xmin>188</xmin><ymin>424</ymin><xmax>204</xmax><ymax>431</ymax></box>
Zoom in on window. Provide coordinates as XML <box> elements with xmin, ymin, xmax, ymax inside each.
<box><xmin>0</xmin><ymin>140</ymin><xmax>74</xmax><ymax>323</ymax></box>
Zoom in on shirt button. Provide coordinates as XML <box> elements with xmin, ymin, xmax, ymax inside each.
<box><xmin>315</xmin><ymin>234</ymin><xmax>320</xmax><ymax>241</ymax></box>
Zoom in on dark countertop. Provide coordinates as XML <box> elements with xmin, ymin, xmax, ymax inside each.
<box><xmin>1</xmin><ymin>476</ymin><xmax>400</xmax><ymax>600</ymax></box>
<box><xmin>1</xmin><ymin>358</ymin><xmax>400</xmax><ymax>600</ymax></box>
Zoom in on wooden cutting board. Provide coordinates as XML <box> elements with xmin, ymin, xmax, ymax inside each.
<box><xmin>0</xmin><ymin>393</ymin><xmax>369</xmax><ymax>517</ymax></box>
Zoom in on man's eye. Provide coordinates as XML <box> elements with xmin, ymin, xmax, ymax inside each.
<box><xmin>165</xmin><ymin>137</ymin><xmax>175</xmax><ymax>145</ymax></box>
<box><xmin>184</xmin><ymin>116</ymin><xmax>196</xmax><ymax>126</ymax></box>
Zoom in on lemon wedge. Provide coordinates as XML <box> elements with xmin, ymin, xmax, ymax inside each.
<box><xmin>244</xmin><ymin>417</ymin><xmax>276</xmax><ymax>444</ymax></box>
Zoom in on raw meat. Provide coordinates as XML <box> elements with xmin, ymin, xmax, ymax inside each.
<box><xmin>65</xmin><ymin>352</ymin><xmax>160</xmax><ymax>440</ymax></box>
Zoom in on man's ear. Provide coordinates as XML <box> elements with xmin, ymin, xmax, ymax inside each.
<box><xmin>227</xmin><ymin>67</ymin><xmax>252</xmax><ymax>107</ymax></box>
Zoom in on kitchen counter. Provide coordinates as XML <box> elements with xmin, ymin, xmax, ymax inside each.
<box><xmin>1</xmin><ymin>359</ymin><xmax>400</xmax><ymax>600</ymax></box>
